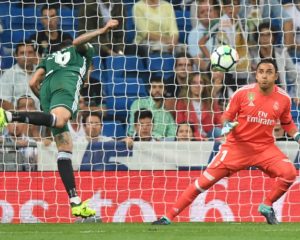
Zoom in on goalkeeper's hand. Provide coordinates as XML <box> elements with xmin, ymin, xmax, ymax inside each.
<box><xmin>221</xmin><ymin>121</ymin><xmax>239</xmax><ymax>135</ymax></box>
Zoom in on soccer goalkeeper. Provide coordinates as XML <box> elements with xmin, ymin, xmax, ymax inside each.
<box><xmin>153</xmin><ymin>59</ymin><xmax>298</xmax><ymax>225</ymax></box>
<box><xmin>0</xmin><ymin>19</ymin><xmax>119</xmax><ymax>218</ymax></box>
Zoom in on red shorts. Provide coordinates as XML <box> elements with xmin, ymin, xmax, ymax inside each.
<box><xmin>208</xmin><ymin>142</ymin><xmax>288</xmax><ymax>175</ymax></box>
<box><xmin>198</xmin><ymin>142</ymin><xmax>295</xmax><ymax>190</ymax></box>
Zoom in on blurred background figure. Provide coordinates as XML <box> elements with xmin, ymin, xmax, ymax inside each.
<box><xmin>188</xmin><ymin>0</ymin><xmax>220</xmax><ymax>71</ymax></box>
<box><xmin>16</xmin><ymin>95</ymin><xmax>43</xmax><ymax>141</ymax></box>
<box><xmin>128</xmin><ymin>75</ymin><xmax>177</xmax><ymax>140</ymax></box>
<box><xmin>29</xmin><ymin>4</ymin><xmax>73</xmax><ymax>56</ymax></box>
<box><xmin>78</xmin><ymin>0</ymin><xmax>128</xmax><ymax>56</ymax></box>
<box><xmin>176</xmin><ymin>72</ymin><xmax>222</xmax><ymax>140</ymax></box>
<box><xmin>209</xmin><ymin>71</ymin><xmax>234</xmax><ymax>111</ymax></box>
<box><xmin>240</xmin><ymin>0</ymin><xmax>294</xmax><ymax>48</ymax></box>
<box><xmin>249</xmin><ymin>21</ymin><xmax>300</xmax><ymax>104</ymax></box>
<box><xmin>0</xmin><ymin>41</ymin><xmax>40</xmax><ymax>110</ymax></box>
<box><xmin>217</xmin><ymin>0</ymin><xmax>251</xmax><ymax>90</ymax></box>
<box><xmin>82</xmin><ymin>112</ymin><xmax>113</xmax><ymax>143</ymax></box>
<box><xmin>176</xmin><ymin>122</ymin><xmax>196</xmax><ymax>141</ymax></box>
<box><xmin>132</xmin><ymin>109</ymin><xmax>156</xmax><ymax>141</ymax></box>
<box><xmin>133</xmin><ymin>0</ymin><xmax>179</xmax><ymax>56</ymax></box>
<box><xmin>164</xmin><ymin>52</ymin><xmax>193</xmax><ymax>115</ymax></box>
<box><xmin>1</xmin><ymin>122</ymin><xmax>37</xmax><ymax>171</ymax></box>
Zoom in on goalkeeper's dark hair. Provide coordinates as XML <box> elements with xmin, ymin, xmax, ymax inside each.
<box><xmin>257</xmin><ymin>58</ymin><xmax>278</xmax><ymax>73</ymax></box>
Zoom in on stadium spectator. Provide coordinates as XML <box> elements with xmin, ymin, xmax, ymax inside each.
<box><xmin>0</xmin><ymin>41</ymin><xmax>40</xmax><ymax>110</ymax></box>
<box><xmin>164</xmin><ymin>52</ymin><xmax>193</xmax><ymax>114</ymax></box>
<box><xmin>187</xmin><ymin>0</ymin><xmax>220</xmax><ymax>70</ymax></box>
<box><xmin>82</xmin><ymin>112</ymin><xmax>113</xmax><ymax>143</ymax></box>
<box><xmin>133</xmin><ymin>0</ymin><xmax>179</xmax><ymax>56</ymax></box>
<box><xmin>78</xmin><ymin>0</ymin><xmax>127</xmax><ymax>56</ymax></box>
<box><xmin>240</xmin><ymin>0</ymin><xmax>294</xmax><ymax>48</ymax></box>
<box><xmin>249</xmin><ymin>21</ymin><xmax>300</xmax><ymax>103</ymax></box>
<box><xmin>29</xmin><ymin>4</ymin><xmax>73</xmax><ymax>56</ymax></box>
<box><xmin>217</xmin><ymin>0</ymin><xmax>251</xmax><ymax>90</ymax></box>
<box><xmin>132</xmin><ymin>109</ymin><xmax>156</xmax><ymax>141</ymax></box>
<box><xmin>2</xmin><ymin>122</ymin><xmax>38</xmax><ymax>171</ymax></box>
<box><xmin>283</xmin><ymin>0</ymin><xmax>300</xmax><ymax>62</ymax></box>
<box><xmin>122</xmin><ymin>109</ymin><xmax>157</xmax><ymax>148</ymax></box>
<box><xmin>67</xmin><ymin>96</ymin><xmax>86</xmax><ymax>142</ymax></box>
<box><xmin>209</xmin><ymin>70</ymin><xmax>234</xmax><ymax>111</ymax></box>
<box><xmin>80</xmin><ymin>65</ymin><xmax>107</xmax><ymax>116</ymax></box>
<box><xmin>128</xmin><ymin>75</ymin><xmax>177</xmax><ymax>139</ymax></box>
<box><xmin>16</xmin><ymin>95</ymin><xmax>43</xmax><ymax>141</ymax></box>
<box><xmin>176</xmin><ymin>72</ymin><xmax>222</xmax><ymax>139</ymax></box>
<box><xmin>153</xmin><ymin>59</ymin><xmax>298</xmax><ymax>225</ymax></box>
<box><xmin>175</xmin><ymin>122</ymin><xmax>196</xmax><ymax>141</ymax></box>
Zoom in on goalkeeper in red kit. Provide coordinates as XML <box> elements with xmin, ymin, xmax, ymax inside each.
<box><xmin>153</xmin><ymin>58</ymin><xmax>298</xmax><ymax>225</ymax></box>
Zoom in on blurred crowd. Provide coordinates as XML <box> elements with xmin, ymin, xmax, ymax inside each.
<box><xmin>0</xmin><ymin>0</ymin><xmax>299</xmax><ymax>170</ymax></box>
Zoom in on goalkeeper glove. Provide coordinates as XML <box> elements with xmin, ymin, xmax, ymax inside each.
<box><xmin>221</xmin><ymin>121</ymin><xmax>239</xmax><ymax>135</ymax></box>
<box><xmin>293</xmin><ymin>132</ymin><xmax>300</xmax><ymax>143</ymax></box>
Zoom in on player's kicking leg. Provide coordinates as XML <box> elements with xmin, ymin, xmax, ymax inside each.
<box><xmin>0</xmin><ymin>108</ymin><xmax>96</xmax><ymax>218</ymax></box>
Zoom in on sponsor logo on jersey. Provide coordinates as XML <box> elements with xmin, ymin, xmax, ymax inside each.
<box><xmin>246</xmin><ymin>111</ymin><xmax>275</xmax><ymax>126</ymax></box>
<box><xmin>247</xmin><ymin>92</ymin><xmax>255</xmax><ymax>106</ymax></box>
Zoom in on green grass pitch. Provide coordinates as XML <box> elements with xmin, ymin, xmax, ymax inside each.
<box><xmin>1</xmin><ymin>223</ymin><xmax>300</xmax><ymax>240</ymax></box>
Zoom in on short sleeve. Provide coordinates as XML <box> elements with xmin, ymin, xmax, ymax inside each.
<box><xmin>36</xmin><ymin>58</ymin><xmax>46</xmax><ymax>70</ymax></box>
<box><xmin>222</xmin><ymin>90</ymin><xmax>241</xmax><ymax>121</ymax></box>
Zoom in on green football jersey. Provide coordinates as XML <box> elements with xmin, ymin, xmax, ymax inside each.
<box><xmin>37</xmin><ymin>43</ymin><xmax>94</xmax><ymax>80</ymax></box>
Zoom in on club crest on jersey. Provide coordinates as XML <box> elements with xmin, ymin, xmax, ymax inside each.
<box><xmin>273</xmin><ymin>101</ymin><xmax>279</xmax><ymax>111</ymax></box>
<box><xmin>247</xmin><ymin>92</ymin><xmax>255</xmax><ymax>106</ymax></box>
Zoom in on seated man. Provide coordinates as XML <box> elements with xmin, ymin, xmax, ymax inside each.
<box><xmin>82</xmin><ymin>111</ymin><xmax>113</xmax><ymax>143</ymax></box>
<box><xmin>0</xmin><ymin>41</ymin><xmax>40</xmax><ymax>110</ymax></box>
<box><xmin>29</xmin><ymin>4</ymin><xmax>73</xmax><ymax>56</ymax></box>
<box><xmin>1</xmin><ymin>121</ymin><xmax>38</xmax><ymax>171</ymax></box>
<box><xmin>128</xmin><ymin>75</ymin><xmax>177</xmax><ymax>140</ymax></box>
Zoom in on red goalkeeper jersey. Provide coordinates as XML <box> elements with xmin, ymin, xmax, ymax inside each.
<box><xmin>223</xmin><ymin>83</ymin><xmax>297</xmax><ymax>146</ymax></box>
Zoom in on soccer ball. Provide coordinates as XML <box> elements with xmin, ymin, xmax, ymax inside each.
<box><xmin>210</xmin><ymin>45</ymin><xmax>239</xmax><ymax>72</ymax></box>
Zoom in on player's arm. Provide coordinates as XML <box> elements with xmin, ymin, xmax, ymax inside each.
<box><xmin>29</xmin><ymin>68</ymin><xmax>46</xmax><ymax>98</ymax></box>
<box><xmin>73</xmin><ymin>19</ymin><xmax>119</xmax><ymax>53</ymax></box>
<box><xmin>220</xmin><ymin>91</ymin><xmax>241</xmax><ymax>135</ymax></box>
<box><xmin>280</xmin><ymin>99</ymin><xmax>300</xmax><ymax>143</ymax></box>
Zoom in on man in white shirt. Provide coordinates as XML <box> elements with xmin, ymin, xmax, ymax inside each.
<box><xmin>0</xmin><ymin>41</ymin><xmax>40</xmax><ymax>110</ymax></box>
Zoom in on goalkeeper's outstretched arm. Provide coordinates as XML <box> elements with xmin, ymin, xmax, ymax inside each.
<box><xmin>72</xmin><ymin>19</ymin><xmax>119</xmax><ymax>49</ymax></box>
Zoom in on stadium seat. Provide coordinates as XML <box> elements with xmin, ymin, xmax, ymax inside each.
<box><xmin>105</xmin><ymin>96</ymin><xmax>137</xmax><ymax>119</ymax></box>
<box><xmin>291</xmin><ymin>102</ymin><xmax>300</xmax><ymax>127</ymax></box>
<box><xmin>175</xmin><ymin>9</ymin><xmax>192</xmax><ymax>44</ymax></box>
<box><xmin>106</xmin><ymin>76</ymin><xmax>148</xmax><ymax>97</ymax></box>
<box><xmin>105</xmin><ymin>55</ymin><xmax>147</xmax><ymax>79</ymax></box>
<box><xmin>60</xmin><ymin>7</ymin><xmax>78</xmax><ymax>32</ymax></box>
<box><xmin>102</xmin><ymin>121</ymin><xmax>126</xmax><ymax>138</ymax></box>
<box><xmin>148</xmin><ymin>53</ymin><xmax>175</xmax><ymax>79</ymax></box>
<box><xmin>124</xmin><ymin>3</ymin><xmax>135</xmax><ymax>44</ymax></box>
<box><xmin>92</xmin><ymin>56</ymin><xmax>106</xmax><ymax>82</ymax></box>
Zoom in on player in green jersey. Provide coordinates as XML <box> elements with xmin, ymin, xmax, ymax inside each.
<box><xmin>0</xmin><ymin>19</ymin><xmax>119</xmax><ymax>219</ymax></box>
